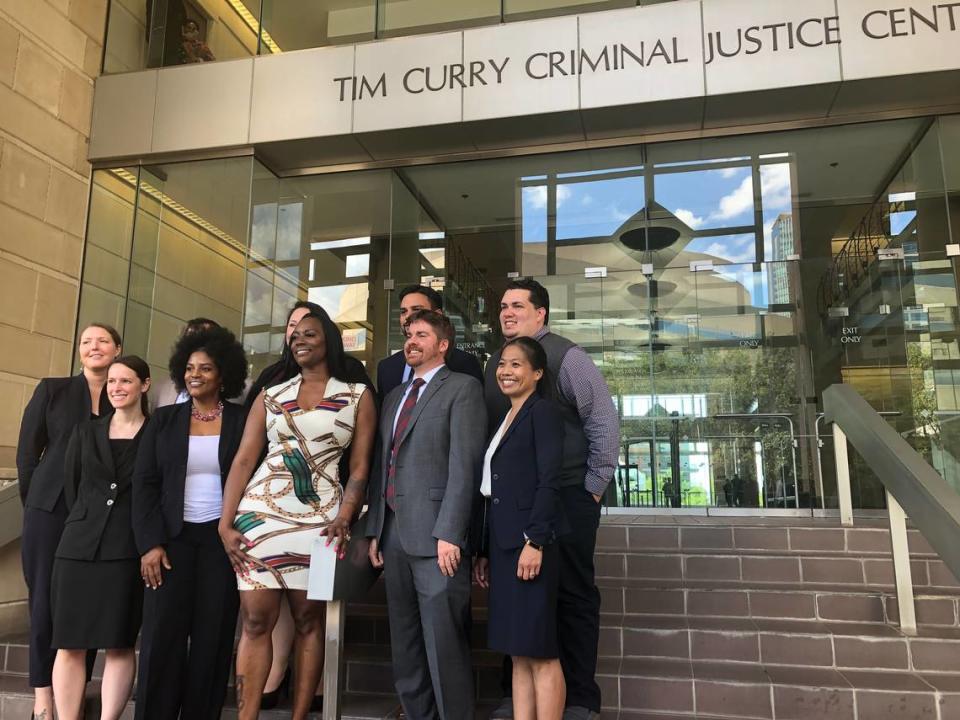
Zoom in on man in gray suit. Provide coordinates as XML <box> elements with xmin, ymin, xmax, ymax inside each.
<box><xmin>367</xmin><ymin>309</ymin><xmax>487</xmax><ymax>720</ymax></box>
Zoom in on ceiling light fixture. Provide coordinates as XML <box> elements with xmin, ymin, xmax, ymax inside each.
<box><xmin>226</xmin><ymin>0</ymin><xmax>282</xmax><ymax>54</ymax></box>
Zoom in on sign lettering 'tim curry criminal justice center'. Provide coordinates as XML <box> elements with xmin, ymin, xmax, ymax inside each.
<box><xmin>333</xmin><ymin>2</ymin><xmax>960</xmax><ymax>105</ymax></box>
<box><xmin>302</xmin><ymin>0</ymin><xmax>960</xmax><ymax>135</ymax></box>
<box><xmin>89</xmin><ymin>0</ymin><xmax>960</xmax><ymax>156</ymax></box>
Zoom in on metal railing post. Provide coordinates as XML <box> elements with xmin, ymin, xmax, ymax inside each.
<box><xmin>832</xmin><ymin>423</ymin><xmax>853</xmax><ymax>526</ymax></box>
<box><xmin>323</xmin><ymin>599</ymin><xmax>346</xmax><ymax>720</ymax></box>
<box><xmin>886</xmin><ymin>490</ymin><xmax>917</xmax><ymax>635</ymax></box>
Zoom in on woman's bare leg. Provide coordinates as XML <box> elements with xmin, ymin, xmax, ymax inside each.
<box><xmin>287</xmin><ymin>591</ymin><xmax>325</xmax><ymax>720</ymax></box>
<box><xmin>99</xmin><ymin>648</ymin><xmax>136</xmax><ymax>720</ymax></box>
<box><xmin>263</xmin><ymin>595</ymin><xmax>294</xmax><ymax>694</ymax></box>
<box><xmin>51</xmin><ymin>650</ymin><xmax>85</xmax><ymax>720</ymax></box>
<box><xmin>235</xmin><ymin>589</ymin><xmax>283</xmax><ymax>720</ymax></box>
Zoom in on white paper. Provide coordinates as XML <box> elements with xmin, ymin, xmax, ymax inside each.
<box><xmin>307</xmin><ymin>536</ymin><xmax>339</xmax><ymax>601</ymax></box>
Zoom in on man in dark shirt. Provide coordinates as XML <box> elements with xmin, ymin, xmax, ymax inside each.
<box><xmin>377</xmin><ymin>284</ymin><xmax>484</xmax><ymax>398</ymax></box>
<box><xmin>485</xmin><ymin>278</ymin><xmax>619</xmax><ymax>720</ymax></box>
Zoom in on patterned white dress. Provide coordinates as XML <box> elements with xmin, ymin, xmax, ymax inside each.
<box><xmin>234</xmin><ymin>374</ymin><xmax>366</xmax><ymax>591</ymax></box>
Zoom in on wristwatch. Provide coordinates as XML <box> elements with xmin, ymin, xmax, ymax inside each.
<box><xmin>524</xmin><ymin>537</ymin><xmax>543</xmax><ymax>551</ymax></box>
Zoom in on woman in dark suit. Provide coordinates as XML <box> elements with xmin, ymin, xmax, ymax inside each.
<box><xmin>474</xmin><ymin>336</ymin><xmax>566</xmax><ymax>720</ymax></box>
<box><xmin>16</xmin><ymin>322</ymin><xmax>121</xmax><ymax>719</ymax></box>
<box><xmin>50</xmin><ymin>356</ymin><xmax>151</xmax><ymax>720</ymax></box>
<box><xmin>132</xmin><ymin>326</ymin><xmax>248</xmax><ymax>720</ymax></box>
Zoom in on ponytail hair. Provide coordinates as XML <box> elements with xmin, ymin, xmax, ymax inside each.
<box><xmin>112</xmin><ymin>355</ymin><xmax>152</xmax><ymax>417</ymax></box>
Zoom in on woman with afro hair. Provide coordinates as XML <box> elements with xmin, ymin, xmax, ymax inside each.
<box><xmin>131</xmin><ymin>326</ymin><xmax>249</xmax><ymax>720</ymax></box>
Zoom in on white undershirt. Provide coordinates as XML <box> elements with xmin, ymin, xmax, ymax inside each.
<box><xmin>481</xmin><ymin>413</ymin><xmax>512</xmax><ymax>498</ymax></box>
<box><xmin>183</xmin><ymin>435</ymin><xmax>223</xmax><ymax>523</ymax></box>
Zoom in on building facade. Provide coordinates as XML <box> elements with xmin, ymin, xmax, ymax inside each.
<box><xmin>0</xmin><ymin>0</ymin><xmax>109</xmax><ymax>632</ymax></box>
<box><xmin>4</xmin><ymin>0</ymin><xmax>960</xmax><ymax>624</ymax></box>
<box><xmin>78</xmin><ymin>0</ymin><xmax>960</xmax><ymax>512</ymax></box>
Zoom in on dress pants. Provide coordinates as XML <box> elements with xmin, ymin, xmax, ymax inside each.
<box><xmin>382</xmin><ymin>511</ymin><xmax>475</xmax><ymax>720</ymax></box>
<box><xmin>498</xmin><ymin>486</ymin><xmax>602</xmax><ymax>712</ymax></box>
<box><xmin>21</xmin><ymin>498</ymin><xmax>96</xmax><ymax>687</ymax></box>
<box><xmin>135</xmin><ymin>521</ymin><xmax>239</xmax><ymax>720</ymax></box>
<box><xmin>556</xmin><ymin>486</ymin><xmax>602</xmax><ymax>711</ymax></box>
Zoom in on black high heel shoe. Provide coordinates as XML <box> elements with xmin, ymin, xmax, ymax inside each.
<box><xmin>260</xmin><ymin>667</ymin><xmax>291</xmax><ymax>710</ymax></box>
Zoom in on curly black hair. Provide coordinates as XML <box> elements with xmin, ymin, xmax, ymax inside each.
<box><xmin>168</xmin><ymin>326</ymin><xmax>249</xmax><ymax>399</ymax></box>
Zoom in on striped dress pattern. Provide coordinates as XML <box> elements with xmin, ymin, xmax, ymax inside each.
<box><xmin>235</xmin><ymin>374</ymin><xmax>365</xmax><ymax>591</ymax></box>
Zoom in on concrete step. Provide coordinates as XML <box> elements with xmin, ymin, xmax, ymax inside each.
<box><xmin>350</xmin><ymin>578</ymin><xmax>960</xmax><ymax>629</ymax></box>
<box><xmin>4</xmin><ymin>662</ymin><xmax>957</xmax><ymax>720</ymax></box>
<box><xmin>596</xmin><ymin>518</ymin><xmax>940</xmax><ymax>560</ymax></box>
<box><xmin>598</xmin><ymin>580</ymin><xmax>960</xmax><ymax>625</ymax></box>
<box><xmin>0</xmin><ymin>672</ymin><xmax>497</xmax><ymax>719</ymax></box>
<box><xmin>607</xmin><ymin>658</ymin><xmax>960</xmax><ymax>719</ymax></box>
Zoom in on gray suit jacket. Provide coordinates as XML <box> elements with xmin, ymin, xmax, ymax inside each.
<box><xmin>367</xmin><ymin>365</ymin><xmax>486</xmax><ymax>557</ymax></box>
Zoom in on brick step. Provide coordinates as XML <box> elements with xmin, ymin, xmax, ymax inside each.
<box><xmin>339</xmin><ymin>608</ymin><xmax>960</xmax><ymax>672</ymax></box>
<box><xmin>0</xmin><ymin>671</ymin><xmax>417</xmax><ymax>719</ymax></box>
<box><xmin>0</xmin><ymin>671</ymin><xmax>503</xmax><ymax>719</ymax></box>
<box><xmin>0</xmin><ymin>634</ymin><xmax>503</xmax><ymax>701</ymax></box>
<box><xmin>601</xmin><ymin>582</ymin><xmax>960</xmax><ymax>625</ymax></box>
<box><xmin>351</xmin><ymin>581</ymin><xmax>960</xmax><ymax>627</ymax></box>
<box><xmin>592</xmin><ymin>550</ymin><xmax>959</xmax><ymax>590</ymax></box>
<box><xmin>605</xmin><ymin>657</ymin><xmax>960</xmax><ymax>719</ymax></box>
<box><xmin>608</xmin><ymin>616</ymin><xmax>960</xmax><ymax>671</ymax></box>
<box><xmin>596</xmin><ymin>520</ymin><xmax>939</xmax><ymax>560</ymax></box>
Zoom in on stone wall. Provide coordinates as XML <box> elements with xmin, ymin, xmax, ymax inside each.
<box><xmin>0</xmin><ymin>0</ymin><xmax>108</xmax><ymax>631</ymax></box>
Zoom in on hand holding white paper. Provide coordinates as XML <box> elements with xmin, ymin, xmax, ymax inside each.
<box><xmin>307</xmin><ymin>536</ymin><xmax>339</xmax><ymax>601</ymax></box>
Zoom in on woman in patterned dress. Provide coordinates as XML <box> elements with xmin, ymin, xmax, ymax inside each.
<box><xmin>219</xmin><ymin>309</ymin><xmax>376</xmax><ymax>720</ymax></box>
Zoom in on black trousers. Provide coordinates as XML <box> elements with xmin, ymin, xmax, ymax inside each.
<box><xmin>499</xmin><ymin>485</ymin><xmax>602</xmax><ymax>712</ymax></box>
<box><xmin>135</xmin><ymin>521</ymin><xmax>239</xmax><ymax>720</ymax></box>
<box><xmin>21</xmin><ymin>499</ymin><xmax>96</xmax><ymax>687</ymax></box>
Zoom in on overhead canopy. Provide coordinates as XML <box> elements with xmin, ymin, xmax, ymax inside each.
<box><xmin>90</xmin><ymin>0</ymin><xmax>960</xmax><ymax>172</ymax></box>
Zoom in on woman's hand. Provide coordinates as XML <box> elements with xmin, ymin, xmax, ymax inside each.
<box><xmin>141</xmin><ymin>546</ymin><xmax>171</xmax><ymax>590</ymax></box>
<box><xmin>321</xmin><ymin>514</ymin><xmax>352</xmax><ymax>560</ymax></box>
<box><xmin>473</xmin><ymin>557</ymin><xmax>490</xmax><ymax>588</ymax></box>
<box><xmin>517</xmin><ymin>544</ymin><xmax>542</xmax><ymax>581</ymax></box>
<box><xmin>368</xmin><ymin>537</ymin><xmax>384</xmax><ymax>568</ymax></box>
<box><xmin>219</xmin><ymin>524</ymin><xmax>252</xmax><ymax>574</ymax></box>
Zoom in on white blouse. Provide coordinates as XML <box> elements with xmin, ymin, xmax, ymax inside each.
<box><xmin>481</xmin><ymin>414</ymin><xmax>512</xmax><ymax>498</ymax></box>
<box><xmin>183</xmin><ymin>434</ymin><xmax>223</xmax><ymax>523</ymax></box>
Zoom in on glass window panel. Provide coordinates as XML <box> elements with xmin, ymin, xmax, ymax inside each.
<box><xmin>654</xmin><ymin>166</ymin><xmax>755</xmax><ymax>232</ymax></box>
<box><xmin>245</xmin><ymin>168</ymin><xmax>391</xmax><ymax>379</ymax></box>
<box><xmin>75</xmin><ymin>168</ymin><xmax>138</xmax><ymax>341</ymax></box>
<box><xmin>260</xmin><ymin>0</ymin><xmax>375</xmax><ymax>53</ymax></box>
<box><xmin>124</xmin><ymin>156</ymin><xmax>254</xmax><ymax>383</ymax></box>
<box><xmin>939</xmin><ymin>115</ymin><xmax>960</xmax><ymax>247</ymax></box>
<box><xmin>104</xmin><ymin>0</ymin><xmax>262</xmax><ymax>72</ymax></box>
<box><xmin>760</xmin><ymin>162</ymin><xmax>796</xmax><ymax>261</ymax></box>
<box><xmin>276</xmin><ymin>202</ymin><xmax>303</xmax><ymax>260</ymax></box>
<box><xmin>504</xmin><ymin>0</ymin><xmax>636</xmax><ymax>22</ymax></box>
<box><xmin>685</xmin><ymin>233</ymin><xmax>756</xmax><ymax>265</ymax></box>
<box><xmin>378</xmin><ymin>0</ymin><xmax>500</xmax><ymax>38</ymax></box>
<box><xmin>346</xmin><ymin>253</ymin><xmax>371</xmax><ymax>277</ymax></box>
<box><xmin>103</xmin><ymin>0</ymin><xmax>149</xmax><ymax>73</ymax></box>
<box><xmin>556</xmin><ymin>175</ymin><xmax>645</xmax><ymax>240</ymax></box>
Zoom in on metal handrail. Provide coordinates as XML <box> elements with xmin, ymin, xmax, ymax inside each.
<box><xmin>823</xmin><ymin>383</ymin><xmax>960</xmax><ymax>635</ymax></box>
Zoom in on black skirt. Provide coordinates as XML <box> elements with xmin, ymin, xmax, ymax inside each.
<box><xmin>50</xmin><ymin>557</ymin><xmax>143</xmax><ymax>649</ymax></box>
<box><xmin>486</xmin><ymin>536</ymin><xmax>559</xmax><ymax>659</ymax></box>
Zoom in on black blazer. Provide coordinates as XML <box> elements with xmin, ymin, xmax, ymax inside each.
<box><xmin>131</xmin><ymin>401</ymin><xmax>246</xmax><ymax>554</ymax></box>
<box><xmin>484</xmin><ymin>393</ymin><xmax>567</xmax><ymax>550</ymax></box>
<box><xmin>56</xmin><ymin>414</ymin><xmax>143</xmax><ymax>561</ymax></box>
<box><xmin>376</xmin><ymin>347</ymin><xmax>484</xmax><ymax>399</ymax></box>
<box><xmin>17</xmin><ymin>374</ymin><xmax>112</xmax><ymax>511</ymax></box>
